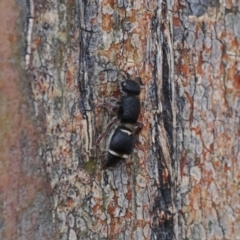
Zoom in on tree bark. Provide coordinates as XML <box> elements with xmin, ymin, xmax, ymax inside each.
<box><xmin>1</xmin><ymin>0</ymin><xmax>239</xmax><ymax>239</ymax></box>
<box><xmin>0</xmin><ymin>0</ymin><xmax>55</xmax><ymax>239</ymax></box>
<box><xmin>174</xmin><ymin>1</ymin><xmax>240</xmax><ymax>239</ymax></box>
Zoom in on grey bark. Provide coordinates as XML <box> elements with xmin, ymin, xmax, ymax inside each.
<box><xmin>1</xmin><ymin>0</ymin><xmax>239</xmax><ymax>239</ymax></box>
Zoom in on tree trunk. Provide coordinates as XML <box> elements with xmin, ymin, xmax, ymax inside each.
<box><xmin>1</xmin><ymin>0</ymin><xmax>239</xmax><ymax>239</ymax></box>
<box><xmin>0</xmin><ymin>0</ymin><xmax>55</xmax><ymax>239</ymax></box>
<box><xmin>174</xmin><ymin>1</ymin><xmax>240</xmax><ymax>240</ymax></box>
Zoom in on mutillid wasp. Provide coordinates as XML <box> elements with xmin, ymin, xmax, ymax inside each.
<box><xmin>95</xmin><ymin>69</ymin><xmax>143</xmax><ymax>168</ymax></box>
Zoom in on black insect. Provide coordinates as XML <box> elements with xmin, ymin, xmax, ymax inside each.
<box><xmin>103</xmin><ymin>78</ymin><xmax>143</xmax><ymax>168</ymax></box>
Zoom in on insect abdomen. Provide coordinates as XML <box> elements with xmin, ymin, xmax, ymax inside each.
<box><xmin>109</xmin><ymin>127</ymin><xmax>134</xmax><ymax>155</ymax></box>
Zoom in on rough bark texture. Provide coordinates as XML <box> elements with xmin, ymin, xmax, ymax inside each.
<box><xmin>174</xmin><ymin>0</ymin><xmax>240</xmax><ymax>239</ymax></box>
<box><xmin>28</xmin><ymin>0</ymin><xmax>176</xmax><ymax>239</ymax></box>
<box><xmin>1</xmin><ymin>0</ymin><xmax>239</xmax><ymax>239</ymax></box>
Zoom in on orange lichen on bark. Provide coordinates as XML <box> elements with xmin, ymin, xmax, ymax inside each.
<box><xmin>233</xmin><ymin>72</ymin><xmax>240</xmax><ymax>89</ymax></box>
<box><xmin>173</xmin><ymin>16</ymin><xmax>181</xmax><ymax>26</ymax></box>
<box><xmin>102</xmin><ymin>13</ymin><xmax>113</xmax><ymax>33</ymax></box>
